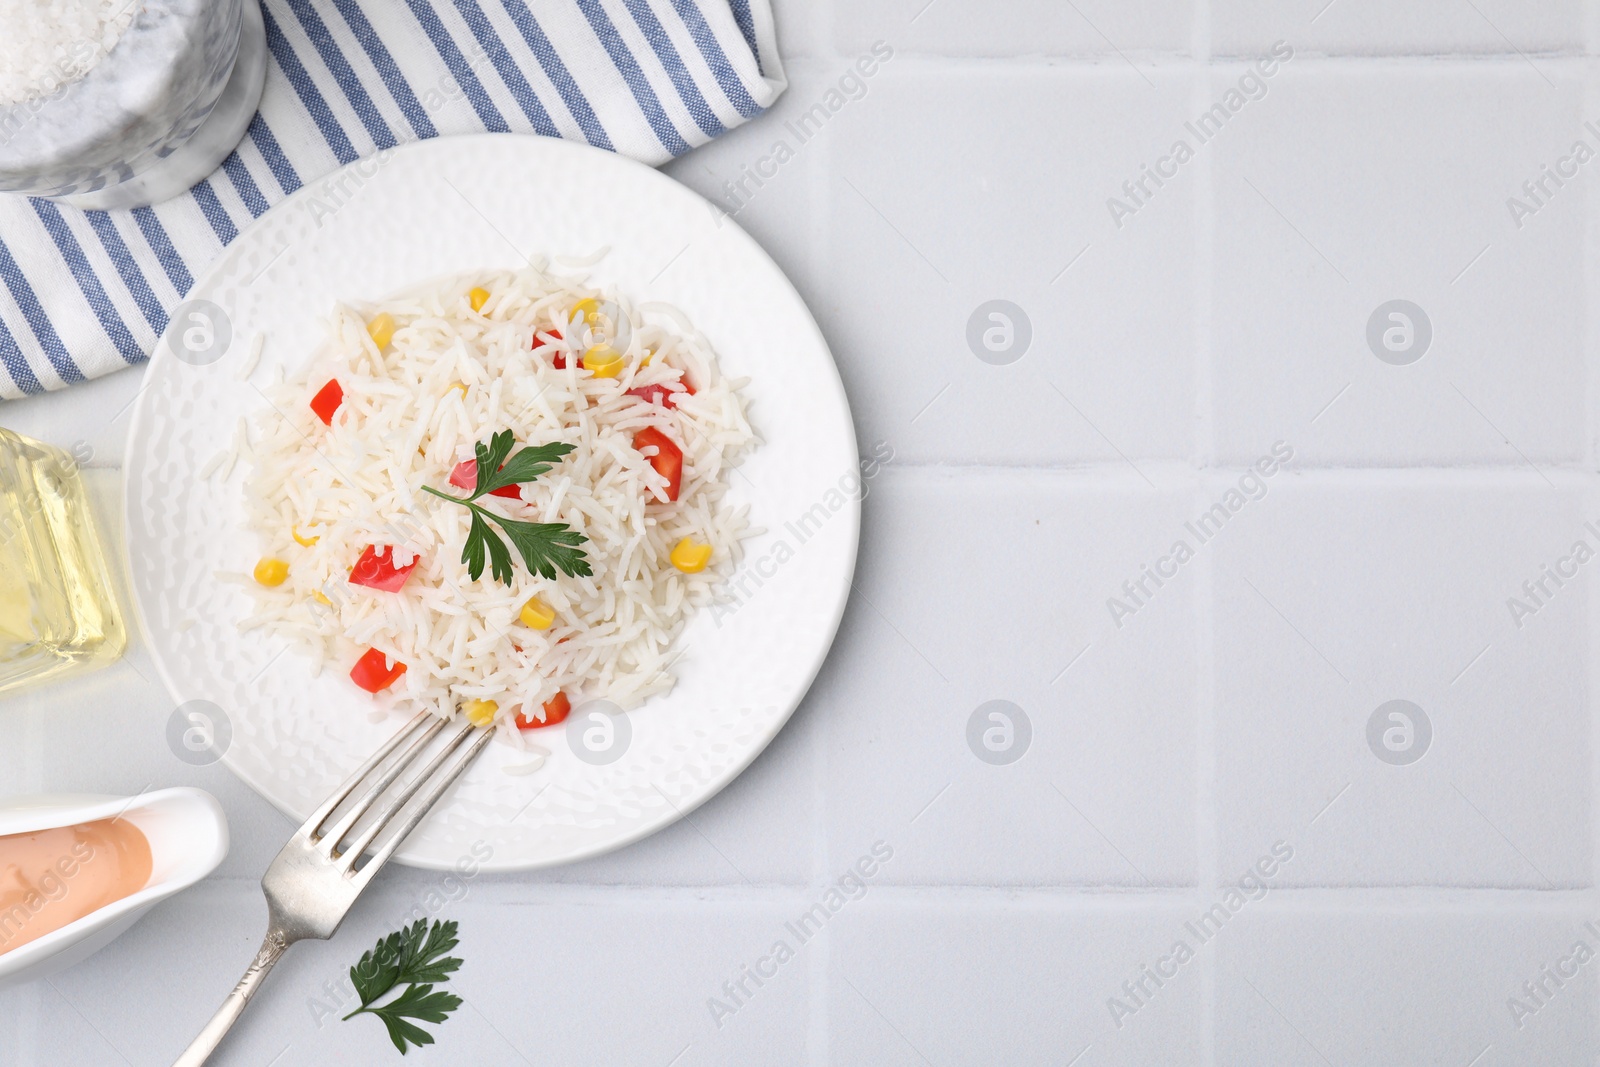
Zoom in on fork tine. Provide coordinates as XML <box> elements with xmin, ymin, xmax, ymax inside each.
<box><xmin>337</xmin><ymin>719</ymin><xmax>482</xmax><ymax>871</ymax></box>
<box><xmin>348</xmin><ymin>724</ymin><xmax>496</xmax><ymax>883</ymax></box>
<box><xmin>316</xmin><ymin>713</ymin><xmax>450</xmax><ymax>853</ymax></box>
<box><xmin>299</xmin><ymin>710</ymin><xmax>437</xmax><ymax>837</ymax></box>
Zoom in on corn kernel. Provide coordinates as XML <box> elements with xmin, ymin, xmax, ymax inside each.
<box><xmin>571</xmin><ymin>297</ymin><xmax>600</xmax><ymax>325</ymax></box>
<box><xmin>367</xmin><ymin>313</ymin><xmax>396</xmax><ymax>349</ymax></box>
<box><xmin>670</xmin><ymin>538</ymin><xmax>712</xmax><ymax>573</ymax></box>
<box><xmin>641</xmin><ymin>351</ymin><xmax>653</xmax><ymax>367</ymax></box>
<box><xmin>292</xmin><ymin>527</ymin><xmax>319</xmax><ymax>547</ymax></box>
<box><xmin>313</xmin><ymin>591</ymin><xmax>332</xmax><ymax>606</ymax></box>
<box><xmin>254</xmin><ymin>558</ymin><xmax>290</xmax><ymax>586</ymax></box>
<box><xmin>463</xmin><ymin>699</ymin><xmax>498</xmax><ymax>726</ymax></box>
<box><xmin>583</xmin><ymin>344</ymin><xmax>623</xmax><ymax>378</ymax></box>
<box><xmin>468</xmin><ymin>287</ymin><xmax>490</xmax><ymax>312</ymax></box>
<box><xmin>519</xmin><ymin>596</ymin><xmax>555</xmax><ymax>630</ymax></box>
<box><xmin>447</xmin><ymin>381</ymin><xmax>467</xmax><ymax>398</ymax></box>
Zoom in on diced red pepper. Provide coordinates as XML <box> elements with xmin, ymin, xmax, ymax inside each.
<box><xmin>310</xmin><ymin>379</ymin><xmax>344</xmax><ymax>425</ymax></box>
<box><xmin>350</xmin><ymin>647</ymin><xmax>406</xmax><ymax>693</ymax></box>
<box><xmin>624</xmin><ymin>383</ymin><xmax>681</xmax><ymax>409</ymax></box>
<box><xmin>534</xmin><ymin>327</ymin><xmax>568</xmax><ymax>369</ymax></box>
<box><xmin>349</xmin><ymin>545</ymin><xmax>420</xmax><ymax>592</ymax></box>
<box><xmin>627</xmin><ymin>374</ymin><xmax>696</xmax><ymax>409</ymax></box>
<box><xmin>516</xmin><ymin>691</ymin><xmax>571</xmax><ymax>729</ymax></box>
<box><xmin>449</xmin><ymin>458</ymin><xmax>522</xmax><ymax>499</ymax></box>
<box><xmin>632</xmin><ymin>427</ymin><xmax>683</xmax><ymax>503</ymax></box>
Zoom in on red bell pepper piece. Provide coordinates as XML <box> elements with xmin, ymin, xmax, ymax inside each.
<box><xmin>449</xmin><ymin>458</ymin><xmax>522</xmax><ymax>499</ymax></box>
<box><xmin>534</xmin><ymin>327</ymin><xmax>569</xmax><ymax>369</ymax></box>
<box><xmin>626</xmin><ymin>378</ymin><xmax>695</xmax><ymax>408</ymax></box>
<box><xmin>516</xmin><ymin>691</ymin><xmax>571</xmax><ymax>729</ymax></box>
<box><xmin>349</xmin><ymin>545</ymin><xmax>420</xmax><ymax>592</ymax></box>
<box><xmin>624</xmin><ymin>383</ymin><xmax>688</xmax><ymax>409</ymax></box>
<box><xmin>310</xmin><ymin>379</ymin><xmax>343</xmax><ymax>425</ymax></box>
<box><xmin>632</xmin><ymin>427</ymin><xmax>683</xmax><ymax>502</ymax></box>
<box><xmin>350</xmin><ymin>647</ymin><xmax>406</xmax><ymax>693</ymax></box>
<box><xmin>626</xmin><ymin>384</ymin><xmax>666</xmax><ymax>406</ymax></box>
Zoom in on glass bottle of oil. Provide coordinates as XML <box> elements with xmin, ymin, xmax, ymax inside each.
<box><xmin>0</xmin><ymin>427</ymin><xmax>125</xmax><ymax>694</ymax></box>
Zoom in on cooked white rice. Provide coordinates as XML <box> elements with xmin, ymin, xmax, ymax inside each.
<box><xmin>240</xmin><ymin>265</ymin><xmax>756</xmax><ymax>733</ymax></box>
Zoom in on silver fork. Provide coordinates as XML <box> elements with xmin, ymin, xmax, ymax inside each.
<box><xmin>173</xmin><ymin>711</ymin><xmax>495</xmax><ymax>1067</ymax></box>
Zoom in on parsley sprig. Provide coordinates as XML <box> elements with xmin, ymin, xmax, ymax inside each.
<box><xmin>422</xmin><ymin>430</ymin><xmax>592</xmax><ymax>584</ymax></box>
<box><xmin>342</xmin><ymin>918</ymin><xmax>464</xmax><ymax>1054</ymax></box>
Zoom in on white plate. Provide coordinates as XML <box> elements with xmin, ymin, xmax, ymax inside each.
<box><xmin>124</xmin><ymin>134</ymin><xmax>858</xmax><ymax>871</ymax></box>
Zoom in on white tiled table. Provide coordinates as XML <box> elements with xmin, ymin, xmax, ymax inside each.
<box><xmin>5</xmin><ymin>1</ymin><xmax>1600</xmax><ymax>1063</ymax></box>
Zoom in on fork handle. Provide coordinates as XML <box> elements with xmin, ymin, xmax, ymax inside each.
<box><xmin>172</xmin><ymin>929</ymin><xmax>293</xmax><ymax>1066</ymax></box>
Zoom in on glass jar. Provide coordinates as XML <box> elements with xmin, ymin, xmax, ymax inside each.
<box><xmin>0</xmin><ymin>428</ymin><xmax>125</xmax><ymax>693</ymax></box>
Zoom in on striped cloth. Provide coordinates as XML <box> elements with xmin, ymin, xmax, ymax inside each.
<box><xmin>0</xmin><ymin>0</ymin><xmax>783</xmax><ymax>399</ymax></box>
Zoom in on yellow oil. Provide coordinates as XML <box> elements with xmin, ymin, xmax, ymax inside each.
<box><xmin>0</xmin><ymin>427</ymin><xmax>125</xmax><ymax>693</ymax></box>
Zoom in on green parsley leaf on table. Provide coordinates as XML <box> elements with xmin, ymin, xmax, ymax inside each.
<box><xmin>422</xmin><ymin>431</ymin><xmax>592</xmax><ymax>585</ymax></box>
<box><xmin>343</xmin><ymin>919</ymin><xmax>465</xmax><ymax>1054</ymax></box>
<box><xmin>357</xmin><ymin>984</ymin><xmax>463</xmax><ymax>1056</ymax></box>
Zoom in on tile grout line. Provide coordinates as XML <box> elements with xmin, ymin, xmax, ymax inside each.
<box><xmin>807</xmin><ymin>65</ymin><xmax>837</xmax><ymax>1067</ymax></box>
<box><xmin>1191</xmin><ymin>0</ymin><xmax>1219</xmax><ymax>1060</ymax></box>
<box><xmin>187</xmin><ymin>876</ymin><xmax>1600</xmax><ymax>899</ymax></box>
<box><xmin>1588</xmin><ymin>60</ymin><xmax>1599</xmax><ymax>477</ymax></box>
<box><xmin>1194</xmin><ymin>20</ymin><xmax>1221</xmax><ymax>1067</ymax></box>
<box><xmin>870</xmin><ymin>50</ymin><xmax>1600</xmax><ymax>67</ymax></box>
<box><xmin>1586</xmin><ymin>64</ymin><xmax>1600</xmax><ymax>903</ymax></box>
<box><xmin>866</xmin><ymin>462</ymin><xmax>1600</xmax><ymax>482</ymax></box>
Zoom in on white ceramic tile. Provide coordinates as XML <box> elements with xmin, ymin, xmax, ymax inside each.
<box><xmin>535</xmin><ymin>693</ymin><xmax>819</xmax><ymax>885</ymax></box>
<box><xmin>1211</xmin><ymin>66</ymin><xmax>1587</xmax><ymax>466</ymax></box>
<box><xmin>829</xmin><ymin>898</ymin><xmax>1202</xmax><ymax>1065</ymax></box>
<box><xmin>822</xmin><ymin>469</ymin><xmax>1198</xmax><ymax>886</ymax></box>
<box><xmin>1213</xmin><ymin>479</ymin><xmax>1591</xmax><ymax>887</ymax></box>
<box><xmin>20</xmin><ymin>881</ymin><xmax>814</xmax><ymax>1066</ymax></box>
<box><xmin>768</xmin><ymin>0</ymin><xmax>829</xmax><ymax>60</ymax></box>
<box><xmin>824</xmin><ymin>65</ymin><xmax>1197</xmax><ymax>465</ymax></box>
<box><xmin>5</xmin><ymin>883</ymin><xmax>269</xmax><ymax>1067</ymax></box>
<box><xmin>662</xmin><ymin>58</ymin><xmax>832</xmax><ymax>320</ymax></box>
<box><xmin>833</xmin><ymin>0</ymin><xmax>1192</xmax><ymax>58</ymax></box>
<box><xmin>1216</xmin><ymin>904</ymin><xmax>1600</xmax><ymax>1066</ymax></box>
<box><xmin>1214</xmin><ymin>0</ymin><xmax>1586</xmax><ymax>57</ymax></box>
<box><xmin>0</xmin><ymin>363</ymin><xmax>141</xmax><ymax>467</ymax></box>
<box><xmin>333</xmin><ymin>884</ymin><xmax>813</xmax><ymax>1067</ymax></box>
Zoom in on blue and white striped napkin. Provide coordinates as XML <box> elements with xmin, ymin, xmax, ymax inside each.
<box><xmin>0</xmin><ymin>0</ymin><xmax>783</xmax><ymax>399</ymax></box>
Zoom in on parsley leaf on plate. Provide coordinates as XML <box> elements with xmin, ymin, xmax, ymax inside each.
<box><xmin>470</xmin><ymin>430</ymin><xmax>518</xmax><ymax>500</ymax></box>
<box><xmin>479</xmin><ymin>438</ymin><xmax>574</xmax><ymax>497</ymax></box>
<box><xmin>487</xmin><ymin>513</ymin><xmax>592</xmax><ymax>581</ymax></box>
<box><xmin>423</xmin><ymin>433</ymin><xmax>589</xmax><ymax>585</ymax></box>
